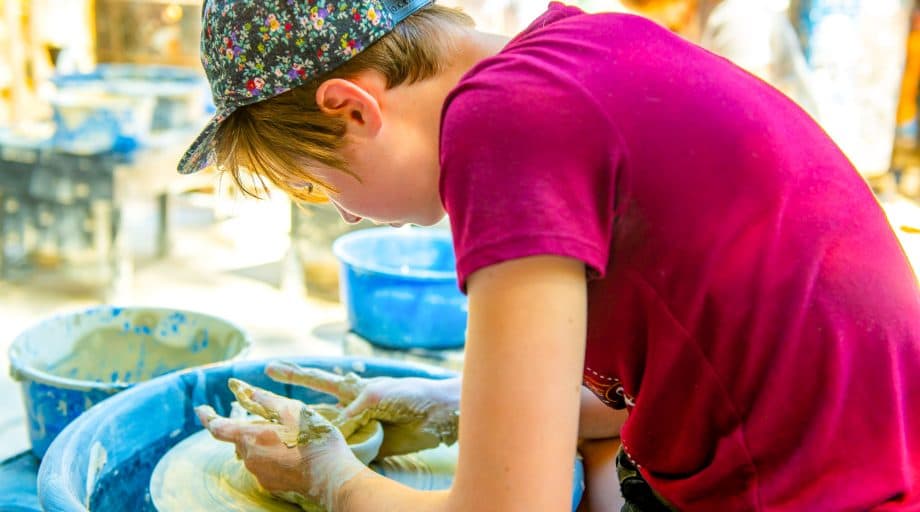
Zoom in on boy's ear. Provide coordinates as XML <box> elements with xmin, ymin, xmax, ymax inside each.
<box><xmin>316</xmin><ymin>78</ymin><xmax>383</xmax><ymax>138</ymax></box>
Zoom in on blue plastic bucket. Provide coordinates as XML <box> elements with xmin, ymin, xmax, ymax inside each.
<box><xmin>8</xmin><ymin>306</ymin><xmax>251</xmax><ymax>458</ymax></box>
<box><xmin>333</xmin><ymin>228</ymin><xmax>468</xmax><ymax>350</ymax></box>
<box><xmin>37</xmin><ymin>356</ymin><xmax>584</xmax><ymax>511</ymax></box>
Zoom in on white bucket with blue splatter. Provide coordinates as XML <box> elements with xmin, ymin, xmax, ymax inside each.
<box><xmin>8</xmin><ymin>306</ymin><xmax>251</xmax><ymax>458</ymax></box>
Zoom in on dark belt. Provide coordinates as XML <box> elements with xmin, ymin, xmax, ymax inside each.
<box><xmin>616</xmin><ymin>447</ymin><xmax>676</xmax><ymax>512</ymax></box>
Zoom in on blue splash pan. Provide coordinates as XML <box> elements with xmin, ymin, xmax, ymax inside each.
<box><xmin>37</xmin><ymin>357</ymin><xmax>585</xmax><ymax>511</ymax></box>
<box><xmin>0</xmin><ymin>451</ymin><xmax>41</xmax><ymax>511</ymax></box>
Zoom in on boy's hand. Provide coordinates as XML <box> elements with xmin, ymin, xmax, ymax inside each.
<box><xmin>266</xmin><ymin>362</ymin><xmax>460</xmax><ymax>457</ymax></box>
<box><xmin>195</xmin><ymin>378</ymin><xmax>364</xmax><ymax>511</ymax></box>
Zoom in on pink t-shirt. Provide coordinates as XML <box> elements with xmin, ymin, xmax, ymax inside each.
<box><xmin>440</xmin><ymin>3</ymin><xmax>920</xmax><ymax>510</ymax></box>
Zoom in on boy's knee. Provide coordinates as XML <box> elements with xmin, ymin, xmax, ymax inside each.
<box><xmin>579</xmin><ymin>438</ymin><xmax>624</xmax><ymax>512</ymax></box>
<box><xmin>580</xmin><ymin>437</ymin><xmax>621</xmax><ymax>464</ymax></box>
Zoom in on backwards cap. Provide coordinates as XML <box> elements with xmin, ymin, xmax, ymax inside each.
<box><xmin>178</xmin><ymin>0</ymin><xmax>433</xmax><ymax>175</ymax></box>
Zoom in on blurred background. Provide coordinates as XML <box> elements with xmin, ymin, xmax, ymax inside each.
<box><xmin>1</xmin><ymin>0</ymin><xmax>920</xmax><ymax>461</ymax></box>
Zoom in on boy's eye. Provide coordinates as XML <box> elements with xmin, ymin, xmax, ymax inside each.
<box><xmin>290</xmin><ymin>181</ymin><xmax>316</xmax><ymax>193</ymax></box>
<box><xmin>289</xmin><ymin>180</ymin><xmax>329</xmax><ymax>203</ymax></box>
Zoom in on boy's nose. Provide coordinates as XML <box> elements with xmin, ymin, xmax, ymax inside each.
<box><xmin>332</xmin><ymin>202</ymin><xmax>363</xmax><ymax>224</ymax></box>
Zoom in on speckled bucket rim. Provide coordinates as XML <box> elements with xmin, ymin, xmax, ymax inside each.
<box><xmin>8</xmin><ymin>306</ymin><xmax>252</xmax><ymax>393</ymax></box>
<box><xmin>332</xmin><ymin>227</ymin><xmax>458</xmax><ymax>281</ymax></box>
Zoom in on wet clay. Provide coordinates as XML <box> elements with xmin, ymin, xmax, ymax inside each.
<box><xmin>312</xmin><ymin>404</ymin><xmax>377</xmax><ymax>446</ymax></box>
<box><xmin>221</xmin><ymin>397</ymin><xmax>382</xmax><ymax>464</ymax></box>
<box><xmin>48</xmin><ymin>327</ymin><xmax>218</xmax><ymax>384</ymax></box>
<box><xmin>150</xmin><ymin>406</ymin><xmax>381</xmax><ymax>512</ymax></box>
<box><xmin>338</xmin><ymin>399</ymin><xmax>459</xmax><ymax>456</ymax></box>
<box><xmin>150</xmin><ymin>428</ymin><xmax>308</xmax><ymax>512</ymax></box>
<box><xmin>150</xmin><ymin>429</ymin><xmax>458</xmax><ymax>512</ymax></box>
<box><xmin>227</xmin><ymin>378</ymin><xmax>339</xmax><ymax>448</ymax></box>
<box><xmin>263</xmin><ymin>364</ymin><xmax>459</xmax><ymax>455</ymax></box>
<box><xmin>228</xmin><ymin>379</ymin><xmax>283</xmax><ymax>422</ymax></box>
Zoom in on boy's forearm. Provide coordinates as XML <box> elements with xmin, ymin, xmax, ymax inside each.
<box><xmin>335</xmin><ymin>468</ymin><xmax>449</xmax><ymax>512</ymax></box>
<box><xmin>579</xmin><ymin>386</ymin><xmax>627</xmax><ymax>439</ymax></box>
<box><xmin>329</xmin><ymin>377</ymin><xmax>460</xmax><ymax>512</ymax></box>
<box><xmin>442</xmin><ymin>374</ymin><xmax>624</xmax><ymax>440</ymax></box>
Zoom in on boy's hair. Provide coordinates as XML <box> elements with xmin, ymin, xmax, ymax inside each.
<box><xmin>214</xmin><ymin>5</ymin><xmax>474</xmax><ymax>203</ymax></box>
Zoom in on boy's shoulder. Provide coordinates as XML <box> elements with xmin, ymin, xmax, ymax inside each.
<box><xmin>440</xmin><ymin>5</ymin><xmax>649</xmax><ymax>134</ymax></box>
<box><xmin>446</xmin><ymin>4</ymin><xmax>661</xmax><ymax>101</ymax></box>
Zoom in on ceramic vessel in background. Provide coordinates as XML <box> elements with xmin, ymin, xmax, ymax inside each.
<box><xmin>8</xmin><ymin>305</ymin><xmax>251</xmax><ymax>457</ymax></box>
<box><xmin>333</xmin><ymin>227</ymin><xmax>467</xmax><ymax>350</ymax></box>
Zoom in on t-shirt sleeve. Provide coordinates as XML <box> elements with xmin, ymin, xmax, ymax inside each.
<box><xmin>439</xmin><ymin>61</ymin><xmax>621</xmax><ymax>291</ymax></box>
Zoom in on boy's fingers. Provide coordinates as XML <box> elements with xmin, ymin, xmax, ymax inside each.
<box><xmin>214</xmin><ymin>421</ymin><xmax>283</xmax><ymax>448</ymax></box>
<box><xmin>195</xmin><ymin>405</ymin><xmax>219</xmax><ymax>428</ymax></box>
<box><xmin>196</xmin><ymin>406</ymin><xmax>244</xmax><ymax>444</ymax></box>
<box><xmin>209</xmin><ymin>418</ymin><xmax>245</xmax><ymax>443</ymax></box>
<box><xmin>265</xmin><ymin>362</ymin><xmax>365</xmax><ymax>402</ymax></box>
<box><xmin>228</xmin><ymin>378</ymin><xmax>292</xmax><ymax>422</ymax></box>
<box><xmin>335</xmin><ymin>409</ymin><xmax>373</xmax><ymax>440</ymax></box>
<box><xmin>335</xmin><ymin>394</ymin><xmax>379</xmax><ymax>439</ymax></box>
<box><xmin>196</xmin><ymin>405</ymin><xmax>286</xmax><ymax>445</ymax></box>
<box><xmin>281</xmin><ymin>406</ymin><xmax>336</xmax><ymax>448</ymax></box>
<box><xmin>340</xmin><ymin>392</ymin><xmax>375</xmax><ymax>421</ymax></box>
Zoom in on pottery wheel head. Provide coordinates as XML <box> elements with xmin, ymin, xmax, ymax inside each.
<box><xmin>150</xmin><ymin>429</ymin><xmax>303</xmax><ymax>512</ymax></box>
<box><xmin>150</xmin><ymin>402</ymin><xmax>460</xmax><ymax>511</ymax></box>
<box><xmin>150</xmin><ymin>413</ymin><xmax>384</xmax><ymax>512</ymax></box>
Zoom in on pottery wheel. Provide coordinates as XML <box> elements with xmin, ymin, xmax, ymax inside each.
<box><xmin>150</xmin><ymin>430</ymin><xmax>458</xmax><ymax>511</ymax></box>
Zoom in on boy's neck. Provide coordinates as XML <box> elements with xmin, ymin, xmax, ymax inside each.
<box><xmin>380</xmin><ymin>29</ymin><xmax>509</xmax><ymax>168</ymax></box>
<box><xmin>447</xmin><ymin>30</ymin><xmax>511</xmax><ymax>84</ymax></box>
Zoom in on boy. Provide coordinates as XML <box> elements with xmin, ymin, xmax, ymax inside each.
<box><xmin>187</xmin><ymin>1</ymin><xmax>920</xmax><ymax>510</ymax></box>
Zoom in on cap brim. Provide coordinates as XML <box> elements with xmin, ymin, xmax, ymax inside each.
<box><xmin>177</xmin><ymin>111</ymin><xmax>228</xmax><ymax>175</ymax></box>
<box><xmin>390</xmin><ymin>0</ymin><xmax>435</xmax><ymax>23</ymax></box>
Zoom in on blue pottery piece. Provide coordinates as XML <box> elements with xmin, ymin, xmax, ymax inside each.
<box><xmin>8</xmin><ymin>306</ymin><xmax>251</xmax><ymax>458</ymax></box>
<box><xmin>37</xmin><ymin>357</ymin><xmax>584</xmax><ymax>511</ymax></box>
<box><xmin>51</xmin><ymin>64</ymin><xmax>211</xmax><ymax>134</ymax></box>
<box><xmin>333</xmin><ymin>228</ymin><xmax>468</xmax><ymax>350</ymax></box>
<box><xmin>18</xmin><ymin>381</ymin><xmax>120</xmax><ymax>459</ymax></box>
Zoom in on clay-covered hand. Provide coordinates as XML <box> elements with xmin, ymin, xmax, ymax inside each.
<box><xmin>266</xmin><ymin>361</ymin><xmax>460</xmax><ymax>457</ymax></box>
<box><xmin>195</xmin><ymin>378</ymin><xmax>365</xmax><ymax>511</ymax></box>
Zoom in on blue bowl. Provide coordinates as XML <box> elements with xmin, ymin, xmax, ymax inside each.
<box><xmin>37</xmin><ymin>356</ymin><xmax>585</xmax><ymax>511</ymax></box>
<box><xmin>8</xmin><ymin>306</ymin><xmax>251</xmax><ymax>458</ymax></box>
<box><xmin>333</xmin><ymin>228</ymin><xmax>468</xmax><ymax>350</ymax></box>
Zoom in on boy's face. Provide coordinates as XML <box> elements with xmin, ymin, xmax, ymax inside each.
<box><xmin>316</xmin><ymin>130</ymin><xmax>445</xmax><ymax>227</ymax></box>
<box><xmin>307</xmin><ymin>72</ymin><xmax>449</xmax><ymax>227</ymax></box>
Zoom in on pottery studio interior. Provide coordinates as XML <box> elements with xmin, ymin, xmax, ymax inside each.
<box><xmin>1</xmin><ymin>1</ymin><xmax>920</xmax><ymax>511</ymax></box>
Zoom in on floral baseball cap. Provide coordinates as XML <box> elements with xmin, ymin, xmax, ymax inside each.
<box><xmin>178</xmin><ymin>0</ymin><xmax>434</xmax><ymax>175</ymax></box>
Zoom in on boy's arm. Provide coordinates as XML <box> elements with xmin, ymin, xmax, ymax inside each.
<box><xmin>338</xmin><ymin>255</ymin><xmax>588</xmax><ymax>511</ymax></box>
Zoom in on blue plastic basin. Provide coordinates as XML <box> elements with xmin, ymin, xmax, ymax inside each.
<box><xmin>37</xmin><ymin>357</ymin><xmax>585</xmax><ymax>511</ymax></box>
<box><xmin>333</xmin><ymin>228</ymin><xmax>468</xmax><ymax>350</ymax></box>
<box><xmin>8</xmin><ymin>306</ymin><xmax>250</xmax><ymax>457</ymax></box>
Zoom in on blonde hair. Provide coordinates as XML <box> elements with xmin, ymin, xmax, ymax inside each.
<box><xmin>214</xmin><ymin>5</ymin><xmax>474</xmax><ymax>203</ymax></box>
